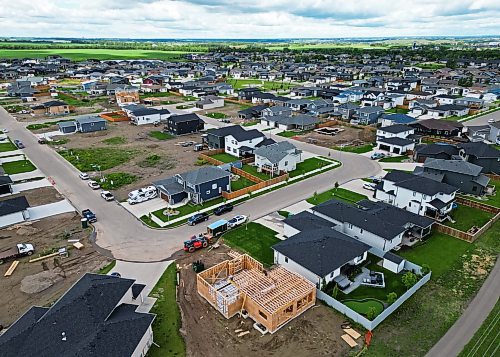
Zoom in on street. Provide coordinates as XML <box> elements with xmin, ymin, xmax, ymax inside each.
<box><xmin>0</xmin><ymin>107</ymin><xmax>381</xmax><ymax>262</ymax></box>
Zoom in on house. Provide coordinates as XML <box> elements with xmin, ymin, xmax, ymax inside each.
<box><xmin>166</xmin><ymin>113</ymin><xmax>204</xmax><ymax>135</ymax></box>
<box><xmin>254</xmin><ymin>141</ymin><xmax>302</xmax><ymax>176</ymax></box>
<box><xmin>285</xmin><ymin>99</ymin><xmax>312</xmax><ymax>112</ymax></box>
<box><xmin>75</xmin><ymin>116</ymin><xmax>107</xmax><ymax>133</ymax></box>
<box><xmin>410</xmin><ymin>119</ymin><xmax>464</xmax><ymax>137</ymax></box>
<box><xmin>457</xmin><ymin>142</ymin><xmax>500</xmax><ymax>174</ymax></box>
<box><xmin>376</xmin><ymin>124</ymin><xmax>418</xmax><ymax>154</ymax></box>
<box><xmin>251</xmin><ymin>92</ymin><xmax>276</xmax><ymax>104</ymax></box>
<box><xmin>380</xmin><ymin>113</ymin><xmax>416</xmax><ymax>127</ymax></box>
<box><xmin>0</xmin><ymin>196</ymin><xmax>30</xmax><ymax>228</ymax></box>
<box><xmin>128</xmin><ymin>107</ymin><xmax>171</xmax><ymax>126</ymax></box>
<box><xmin>0</xmin><ymin>273</ymin><xmax>155</xmax><ymax>357</ymax></box>
<box><xmin>224</xmin><ymin>128</ymin><xmax>267</xmax><ymax>157</ymax></box>
<box><xmin>260</xmin><ymin>114</ymin><xmax>319</xmax><ymax>131</ymax></box>
<box><xmin>427</xmin><ymin>104</ymin><xmax>469</xmax><ymax>118</ymax></box>
<box><xmin>31</xmin><ymin>100</ymin><xmax>70</xmax><ymax>115</ymax></box>
<box><xmin>195</xmin><ymin>95</ymin><xmax>224</xmax><ymax>110</ymax></box>
<box><xmin>237</xmin><ymin>104</ymin><xmax>268</xmax><ymax>120</ymax></box>
<box><xmin>154</xmin><ymin>166</ymin><xmax>231</xmax><ymax>205</ymax></box>
<box><xmin>375</xmin><ymin>170</ymin><xmax>458</xmax><ymax>219</ymax></box>
<box><xmin>261</xmin><ymin>106</ymin><xmax>292</xmax><ymax>117</ymax></box>
<box><xmin>413</xmin><ymin>143</ymin><xmax>461</xmax><ymax>162</ymax></box>
<box><xmin>238</xmin><ymin>87</ymin><xmax>261</xmax><ymax>101</ymax></box>
<box><xmin>0</xmin><ymin>175</ymin><xmax>13</xmax><ymax>195</ymax></box>
<box><xmin>57</xmin><ymin>120</ymin><xmax>78</xmax><ymax>134</ymax></box>
<box><xmin>332</xmin><ymin>103</ymin><xmax>359</xmax><ymax>120</ymax></box>
<box><xmin>414</xmin><ymin>158</ymin><xmax>490</xmax><ymax>196</ymax></box>
<box><xmin>488</xmin><ymin>121</ymin><xmax>500</xmax><ymax>144</ymax></box>
<box><xmin>353</xmin><ymin>106</ymin><xmax>384</xmax><ymax>125</ymax></box>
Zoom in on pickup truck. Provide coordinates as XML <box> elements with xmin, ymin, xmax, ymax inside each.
<box><xmin>82</xmin><ymin>209</ymin><xmax>97</xmax><ymax>223</ymax></box>
<box><xmin>0</xmin><ymin>243</ymin><xmax>35</xmax><ymax>264</ymax></box>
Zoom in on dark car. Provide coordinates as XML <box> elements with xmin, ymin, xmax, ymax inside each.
<box><xmin>13</xmin><ymin>140</ymin><xmax>25</xmax><ymax>149</ymax></box>
<box><xmin>187</xmin><ymin>212</ymin><xmax>209</xmax><ymax>226</ymax></box>
<box><xmin>213</xmin><ymin>203</ymin><xmax>233</xmax><ymax>216</ymax></box>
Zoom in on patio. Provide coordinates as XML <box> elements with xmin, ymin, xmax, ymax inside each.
<box><xmin>335</xmin><ymin>267</ymin><xmax>386</xmax><ymax>294</ymax></box>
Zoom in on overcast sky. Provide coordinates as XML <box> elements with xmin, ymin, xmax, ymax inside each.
<box><xmin>1</xmin><ymin>0</ymin><xmax>499</xmax><ymax>39</ymax></box>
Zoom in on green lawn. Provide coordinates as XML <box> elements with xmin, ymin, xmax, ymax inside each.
<box><xmin>97</xmin><ymin>260</ymin><xmax>116</xmax><ymax>275</ymax></box>
<box><xmin>226</xmin><ymin>78</ymin><xmax>294</xmax><ymax>91</ymax></box>
<box><xmin>242</xmin><ymin>120</ymin><xmax>259</xmax><ymax>127</ymax></box>
<box><xmin>307</xmin><ymin>187</ymin><xmax>367</xmax><ymax>205</ymax></box>
<box><xmin>148</xmin><ymin>264</ymin><xmax>185</xmax><ymax>357</ymax></box>
<box><xmin>332</xmin><ymin>144</ymin><xmax>375</xmax><ymax>154</ymax></box>
<box><xmin>222</xmin><ymin>223</ymin><xmax>280</xmax><ymax>266</ymax></box>
<box><xmin>149</xmin><ymin>131</ymin><xmax>174</xmax><ymax>140</ymax></box>
<box><xmin>289</xmin><ymin>157</ymin><xmax>333</xmax><ymax>178</ymax></box>
<box><xmin>141</xmin><ymin>92</ymin><xmax>175</xmax><ymax>98</ymax></box>
<box><xmin>459</xmin><ymin>299</ymin><xmax>500</xmax><ymax>357</ymax></box>
<box><xmin>278</xmin><ymin>210</ymin><xmax>290</xmax><ymax>218</ymax></box>
<box><xmin>58</xmin><ymin>147</ymin><xmax>137</xmax><ymax>171</ymax></box>
<box><xmin>384</xmin><ymin>108</ymin><xmax>410</xmax><ymax>114</ymax></box>
<box><xmin>210</xmin><ymin>153</ymin><xmax>239</xmax><ymax>163</ymax></box>
<box><xmin>0</xmin><ymin>49</ymin><xmax>189</xmax><ymax>61</ymax></box>
<box><xmin>241</xmin><ymin>164</ymin><xmax>272</xmax><ymax>180</ymax></box>
<box><xmin>378</xmin><ymin>155</ymin><xmax>408</xmax><ymax>163</ymax></box>
<box><xmin>399</xmin><ymin>232</ymin><xmax>472</xmax><ymax>278</ymax></box>
<box><xmin>0</xmin><ymin>141</ymin><xmax>17</xmax><ymax>152</ymax></box>
<box><xmin>2</xmin><ymin>159</ymin><xmax>36</xmax><ymax>174</ymax></box>
<box><xmin>206</xmin><ymin>112</ymin><xmax>227</xmax><ymax>119</ymax></box>
<box><xmin>56</xmin><ymin>92</ymin><xmax>105</xmax><ymax>107</ymax></box>
<box><xmin>100</xmin><ymin>172</ymin><xmax>138</xmax><ymax>190</ymax></box>
<box><xmin>445</xmin><ymin>205</ymin><xmax>494</xmax><ymax>232</ymax></box>
<box><xmin>277</xmin><ymin>130</ymin><xmax>308</xmax><ymax>138</ymax></box>
<box><xmin>231</xmin><ymin>176</ymin><xmax>255</xmax><ymax>191</ymax></box>
<box><xmin>102</xmin><ymin>136</ymin><xmax>127</xmax><ymax>145</ymax></box>
<box><xmin>343</xmin><ymin>299</ymin><xmax>385</xmax><ymax>318</ymax></box>
<box><xmin>459</xmin><ymin>179</ymin><xmax>500</xmax><ymax>208</ymax></box>
<box><xmin>152</xmin><ymin>197</ymin><xmax>225</xmax><ymax>222</ymax></box>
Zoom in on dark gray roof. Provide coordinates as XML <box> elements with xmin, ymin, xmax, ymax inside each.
<box><xmin>207</xmin><ymin>125</ymin><xmax>265</xmax><ymax>142</ymax></box>
<box><xmin>169</xmin><ymin>113</ymin><xmax>202</xmax><ymax>123</ymax></box>
<box><xmin>178</xmin><ymin>166</ymin><xmax>230</xmax><ymax>186</ymax></box>
<box><xmin>384</xmin><ymin>251</ymin><xmax>405</xmax><ymax>264</ymax></box>
<box><xmin>378</xmin><ymin>137</ymin><xmax>415</xmax><ymax>146</ymax></box>
<box><xmin>75</xmin><ymin>116</ymin><xmax>107</xmax><ymax>125</ymax></box>
<box><xmin>264</xmin><ymin>114</ymin><xmax>319</xmax><ymax>126</ymax></box>
<box><xmin>424</xmin><ymin>158</ymin><xmax>483</xmax><ymax>176</ymax></box>
<box><xmin>0</xmin><ymin>273</ymin><xmax>155</xmax><ymax>357</ymax></box>
<box><xmin>153</xmin><ymin>176</ymin><xmax>184</xmax><ymax>195</ymax></box>
<box><xmin>458</xmin><ymin>142</ymin><xmax>500</xmax><ymax>159</ymax></box>
<box><xmin>379</xmin><ymin>124</ymin><xmax>413</xmax><ymax>134</ymax></box>
<box><xmin>254</xmin><ymin>141</ymin><xmax>300</xmax><ymax>164</ymax></box>
<box><xmin>416</xmin><ymin>143</ymin><xmax>459</xmax><ymax>157</ymax></box>
<box><xmin>273</xmin><ymin>228</ymin><xmax>370</xmax><ymax>277</ymax></box>
<box><xmin>57</xmin><ymin>121</ymin><xmax>77</xmax><ymax>128</ymax></box>
<box><xmin>283</xmin><ymin>211</ymin><xmax>335</xmax><ymax>232</ymax></box>
<box><xmin>384</xmin><ymin>170</ymin><xmax>458</xmax><ymax>196</ymax></box>
<box><xmin>0</xmin><ymin>176</ymin><xmax>13</xmax><ymax>185</ymax></box>
<box><xmin>0</xmin><ymin>196</ymin><xmax>29</xmax><ymax>216</ymax></box>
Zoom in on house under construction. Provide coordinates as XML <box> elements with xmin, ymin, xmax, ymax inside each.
<box><xmin>197</xmin><ymin>254</ymin><xmax>316</xmax><ymax>333</ymax></box>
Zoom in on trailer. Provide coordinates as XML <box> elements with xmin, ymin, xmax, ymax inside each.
<box><xmin>205</xmin><ymin>219</ymin><xmax>228</xmax><ymax>239</ymax></box>
<box><xmin>127</xmin><ymin>186</ymin><xmax>158</xmax><ymax>205</ymax></box>
<box><xmin>0</xmin><ymin>243</ymin><xmax>35</xmax><ymax>264</ymax></box>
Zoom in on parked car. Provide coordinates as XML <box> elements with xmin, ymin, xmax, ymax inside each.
<box><xmin>213</xmin><ymin>203</ymin><xmax>233</xmax><ymax>216</ymax></box>
<box><xmin>110</xmin><ymin>272</ymin><xmax>121</xmax><ymax>278</ymax></box>
<box><xmin>38</xmin><ymin>138</ymin><xmax>47</xmax><ymax>144</ymax></box>
<box><xmin>79</xmin><ymin>173</ymin><xmax>90</xmax><ymax>180</ymax></box>
<box><xmin>187</xmin><ymin>212</ymin><xmax>209</xmax><ymax>226</ymax></box>
<box><xmin>228</xmin><ymin>215</ymin><xmax>247</xmax><ymax>228</ymax></box>
<box><xmin>82</xmin><ymin>209</ymin><xmax>97</xmax><ymax>223</ymax></box>
<box><xmin>100</xmin><ymin>191</ymin><xmax>115</xmax><ymax>201</ymax></box>
<box><xmin>363</xmin><ymin>183</ymin><xmax>376</xmax><ymax>191</ymax></box>
<box><xmin>88</xmin><ymin>180</ymin><xmax>100</xmax><ymax>190</ymax></box>
<box><xmin>2</xmin><ymin>128</ymin><xmax>9</xmax><ymax>133</ymax></box>
<box><xmin>371</xmin><ymin>152</ymin><xmax>386</xmax><ymax>160</ymax></box>
<box><xmin>13</xmin><ymin>140</ymin><xmax>24</xmax><ymax>149</ymax></box>
<box><xmin>488</xmin><ymin>118</ymin><xmax>495</xmax><ymax>123</ymax></box>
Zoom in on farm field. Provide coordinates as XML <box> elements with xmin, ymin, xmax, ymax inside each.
<box><xmin>0</xmin><ymin>49</ymin><xmax>190</xmax><ymax>61</ymax></box>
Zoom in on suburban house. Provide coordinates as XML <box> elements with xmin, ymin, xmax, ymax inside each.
<box><xmin>261</xmin><ymin>106</ymin><xmax>292</xmax><ymax>117</ymax></box>
<box><xmin>353</xmin><ymin>106</ymin><xmax>384</xmax><ymax>125</ymax></box>
<box><xmin>414</xmin><ymin>158</ymin><xmax>490</xmax><ymax>196</ymax></box>
<box><xmin>0</xmin><ymin>274</ymin><xmax>155</xmax><ymax>357</ymax></box>
<box><xmin>413</xmin><ymin>143</ymin><xmax>462</xmax><ymax>162</ymax></box>
<box><xmin>154</xmin><ymin>166</ymin><xmax>231</xmax><ymax>205</ymax></box>
<box><xmin>75</xmin><ymin>116</ymin><xmax>108</xmax><ymax>133</ymax></box>
<box><xmin>376</xmin><ymin>124</ymin><xmax>418</xmax><ymax>155</ymax></box>
<box><xmin>165</xmin><ymin>113</ymin><xmax>204</xmax><ymax>135</ymax></box>
<box><xmin>0</xmin><ymin>175</ymin><xmax>13</xmax><ymax>195</ymax></box>
<box><xmin>128</xmin><ymin>107</ymin><xmax>171</xmax><ymax>125</ymax></box>
<box><xmin>0</xmin><ymin>196</ymin><xmax>30</xmax><ymax>228</ymax></box>
<box><xmin>426</xmin><ymin>104</ymin><xmax>469</xmax><ymax>118</ymax></box>
<box><xmin>260</xmin><ymin>114</ymin><xmax>319</xmax><ymax>131</ymax></box>
<box><xmin>380</xmin><ymin>113</ymin><xmax>416</xmax><ymax>127</ymax></box>
<box><xmin>457</xmin><ymin>142</ymin><xmax>500</xmax><ymax>174</ymax></box>
<box><xmin>375</xmin><ymin>170</ymin><xmax>458</xmax><ymax>219</ymax></box>
<box><xmin>223</xmin><ymin>128</ymin><xmax>267</xmax><ymax>157</ymax></box>
<box><xmin>410</xmin><ymin>119</ymin><xmax>464</xmax><ymax>138</ymax></box>
<box><xmin>31</xmin><ymin>100</ymin><xmax>70</xmax><ymax>115</ymax></box>
<box><xmin>332</xmin><ymin>103</ymin><xmax>359</xmax><ymax>120</ymax></box>
<box><xmin>254</xmin><ymin>141</ymin><xmax>302</xmax><ymax>176</ymax></box>
<box><xmin>237</xmin><ymin>104</ymin><xmax>268</xmax><ymax>120</ymax></box>
<box><xmin>195</xmin><ymin>95</ymin><xmax>224</xmax><ymax>110</ymax></box>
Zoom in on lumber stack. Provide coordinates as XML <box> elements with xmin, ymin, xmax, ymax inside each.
<box><xmin>4</xmin><ymin>260</ymin><xmax>19</xmax><ymax>277</ymax></box>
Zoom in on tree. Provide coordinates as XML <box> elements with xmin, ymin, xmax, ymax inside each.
<box><xmin>402</xmin><ymin>271</ymin><xmax>418</xmax><ymax>290</ymax></box>
<box><xmin>331</xmin><ymin>284</ymin><xmax>339</xmax><ymax>299</ymax></box>
<box><xmin>421</xmin><ymin>264</ymin><xmax>431</xmax><ymax>275</ymax></box>
<box><xmin>446</xmin><ymin>59</ymin><xmax>457</xmax><ymax>69</ymax></box>
<box><xmin>387</xmin><ymin>292</ymin><xmax>397</xmax><ymax>304</ymax></box>
<box><xmin>366</xmin><ymin>306</ymin><xmax>378</xmax><ymax>320</ymax></box>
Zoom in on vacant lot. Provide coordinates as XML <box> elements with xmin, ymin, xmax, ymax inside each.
<box><xmin>202</xmin><ymin>102</ymin><xmax>249</xmax><ymax>120</ymax></box>
<box><xmin>297</xmin><ymin>124</ymin><xmax>375</xmax><ymax>149</ymax></box>
<box><xmin>51</xmin><ymin>121</ymin><xmax>202</xmax><ymax>200</ymax></box>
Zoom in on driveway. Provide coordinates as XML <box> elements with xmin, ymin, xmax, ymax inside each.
<box><xmin>0</xmin><ymin>106</ymin><xmax>381</xmax><ymax>262</ymax></box>
<box><xmin>27</xmin><ymin>199</ymin><xmax>75</xmax><ymax>220</ymax></box>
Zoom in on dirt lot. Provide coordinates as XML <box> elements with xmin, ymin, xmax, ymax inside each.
<box><xmin>296</xmin><ymin>124</ymin><xmax>375</xmax><ymax>148</ymax></box>
<box><xmin>174</xmin><ymin>246</ymin><xmax>353</xmax><ymax>357</ymax></box>
<box><xmin>5</xmin><ymin>186</ymin><xmax>65</xmax><ymax>207</ymax></box>
<box><xmin>203</xmin><ymin>102</ymin><xmax>248</xmax><ymax>120</ymax></box>
<box><xmin>0</xmin><ymin>213</ymin><xmax>111</xmax><ymax>326</ymax></box>
<box><xmin>43</xmin><ymin>121</ymin><xmax>202</xmax><ymax>200</ymax></box>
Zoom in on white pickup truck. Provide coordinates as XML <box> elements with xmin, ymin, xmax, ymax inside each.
<box><xmin>0</xmin><ymin>243</ymin><xmax>35</xmax><ymax>264</ymax></box>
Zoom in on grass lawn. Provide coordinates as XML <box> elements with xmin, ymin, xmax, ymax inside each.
<box><xmin>226</xmin><ymin>78</ymin><xmax>294</xmax><ymax>91</ymax></box>
<box><xmin>399</xmin><ymin>232</ymin><xmax>472</xmax><ymax>278</ymax></box>
<box><xmin>445</xmin><ymin>205</ymin><xmax>494</xmax><ymax>232</ymax></box>
<box><xmin>459</xmin><ymin>299</ymin><xmax>500</xmax><ymax>357</ymax></box>
<box><xmin>307</xmin><ymin>187</ymin><xmax>367</xmax><ymax>205</ymax></box>
<box><xmin>241</xmin><ymin>164</ymin><xmax>272</xmax><ymax>180</ymax></box>
<box><xmin>206</xmin><ymin>112</ymin><xmax>227</xmax><ymax>119</ymax></box>
<box><xmin>0</xmin><ymin>141</ymin><xmax>17</xmax><ymax>152</ymax></box>
<box><xmin>459</xmin><ymin>179</ymin><xmax>500</xmax><ymax>208</ymax></box>
<box><xmin>148</xmin><ymin>264</ymin><xmax>185</xmax><ymax>357</ymax></box>
<box><xmin>100</xmin><ymin>172</ymin><xmax>138</xmax><ymax>190</ymax></box>
<box><xmin>343</xmin><ymin>299</ymin><xmax>385</xmax><ymax>318</ymax></box>
<box><xmin>141</xmin><ymin>92</ymin><xmax>175</xmax><ymax>98</ymax></box>
<box><xmin>102</xmin><ymin>136</ymin><xmax>127</xmax><ymax>145</ymax></box>
<box><xmin>210</xmin><ymin>153</ymin><xmax>239</xmax><ymax>163</ymax></box>
<box><xmin>149</xmin><ymin>131</ymin><xmax>174</xmax><ymax>140</ymax></box>
<box><xmin>97</xmin><ymin>260</ymin><xmax>116</xmax><ymax>275</ymax></box>
<box><xmin>378</xmin><ymin>155</ymin><xmax>408</xmax><ymax>163</ymax></box>
<box><xmin>2</xmin><ymin>160</ymin><xmax>36</xmax><ymax>174</ymax></box>
<box><xmin>242</xmin><ymin>120</ymin><xmax>259</xmax><ymax>127</ymax></box>
<box><xmin>289</xmin><ymin>157</ymin><xmax>333</xmax><ymax>178</ymax></box>
<box><xmin>384</xmin><ymin>107</ymin><xmax>410</xmax><ymax>114</ymax></box>
<box><xmin>56</xmin><ymin>92</ymin><xmax>105</xmax><ymax>107</ymax></box>
<box><xmin>222</xmin><ymin>223</ymin><xmax>280</xmax><ymax>266</ymax></box>
<box><xmin>152</xmin><ymin>197</ymin><xmax>225</xmax><ymax>222</ymax></box>
<box><xmin>333</xmin><ymin>144</ymin><xmax>374</xmax><ymax>154</ymax></box>
<box><xmin>140</xmin><ymin>215</ymin><xmax>161</xmax><ymax>228</ymax></box>
<box><xmin>231</xmin><ymin>176</ymin><xmax>255</xmax><ymax>191</ymax></box>
<box><xmin>277</xmin><ymin>130</ymin><xmax>307</xmax><ymax>138</ymax></box>
<box><xmin>58</xmin><ymin>147</ymin><xmax>137</xmax><ymax>171</ymax></box>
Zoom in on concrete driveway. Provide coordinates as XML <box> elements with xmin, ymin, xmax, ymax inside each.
<box><xmin>0</xmin><ymin>106</ymin><xmax>381</xmax><ymax>262</ymax></box>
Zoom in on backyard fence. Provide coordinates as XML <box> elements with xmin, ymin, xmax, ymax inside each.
<box><xmin>486</xmin><ymin>173</ymin><xmax>500</xmax><ymax>181</ymax></box>
<box><xmin>317</xmin><ymin>272</ymin><xmax>431</xmax><ymax>331</ymax></box>
<box><xmin>230</xmin><ymin>166</ymin><xmax>264</xmax><ymax>183</ymax></box>
<box><xmin>100</xmin><ymin>111</ymin><xmax>129</xmax><ymax>122</ymax></box>
<box><xmin>317</xmin><ymin>120</ymin><xmax>337</xmax><ymax>128</ymax></box>
<box><xmin>455</xmin><ymin>197</ymin><xmax>500</xmax><ymax>214</ymax></box>
<box><xmin>222</xmin><ymin>173</ymin><xmax>289</xmax><ymax>200</ymax></box>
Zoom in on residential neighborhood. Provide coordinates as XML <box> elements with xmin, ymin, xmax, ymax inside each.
<box><xmin>0</xmin><ymin>6</ymin><xmax>499</xmax><ymax>357</ymax></box>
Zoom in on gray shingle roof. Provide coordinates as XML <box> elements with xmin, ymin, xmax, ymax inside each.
<box><xmin>378</xmin><ymin>124</ymin><xmax>413</xmax><ymax>134</ymax></box>
<box><xmin>283</xmin><ymin>211</ymin><xmax>335</xmax><ymax>232</ymax></box>
<box><xmin>254</xmin><ymin>141</ymin><xmax>300</xmax><ymax>164</ymax></box>
<box><xmin>178</xmin><ymin>166</ymin><xmax>230</xmax><ymax>186</ymax></box>
<box><xmin>384</xmin><ymin>170</ymin><xmax>458</xmax><ymax>196</ymax></box>
<box><xmin>378</xmin><ymin>137</ymin><xmax>414</xmax><ymax>146</ymax></box>
<box><xmin>0</xmin><ymin>196</ymin><xmax>29</xmax><ymax>216</ymax></box>
<box><xmin>424</xmin><ymin>158</ymin><xmax>483</xmax><ymax>176</ymax></box>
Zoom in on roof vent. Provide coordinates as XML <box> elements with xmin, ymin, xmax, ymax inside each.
<box><xmin>61</xmin><ymin>332</ymin><xmax>67</xmax><ymax>341</ymax></box>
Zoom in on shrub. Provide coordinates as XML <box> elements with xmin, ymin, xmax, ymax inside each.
<box><xmin>387</xmin><ymin>292</ymin><xmax>398</xmax><ymax>304</ymax></box>
<box><xmin>366</xmin><ymin>306</ymin><xmax>378</xmax><ymax>320</ymax></box>
<box><xmin>421</xmin><ymin>264</ymin><xmax>431</xmax><ymax>275</ymax></box>
<box><xmin>402</xmin><ymin>271</ymin><xmax>418</xmax><ymax>290</ymax></box>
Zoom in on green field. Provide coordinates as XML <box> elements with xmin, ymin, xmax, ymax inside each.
<box><xmin>307</xmin><ymin>187</ymin><xmax>367</xmax><ymax>205</ymax></box>
<box><xmin>289</xmin><ymin>157</ymin><xmax>333</xmax><ymax>178</ymax></box>
<box><xmin>0</xmin><ymin>141</ymin><xmax>17</xmax><ymax>152</ymax></box>
<box><xmin>343</xmin><ymin>299</ymin><xmax>385</xmax><ymax>319</ymax></box>
<box><xmin>2</xmin><ymin>160</ymin><xmax>36</xmax><ymax>174</ymax></box>
<box><xmin>231</xmin><ymin>176</ymin><xmax>255</xmax><ymax>191</ymax></box>
<box><xmin>102</xmin><ymin>136</ymin><xmax>127</xmax><ymax>145</ymax></box>
<box><xmin>332</xmin><ymin>144</ymin><xmax>375</xmax><ymax>154</ymax></box>
<box><xmin>226</xmin><ymin>78</ymin><xmax>295</xmax><ymax>90</ymax></box>
<box><xmin>210</xmin><ymin>153</ymin><xmax>239</xmax><ymax>163</ymax></box>
<box><xmin>378</xmin><ymin>155</ymin><xmax>409</xmax><ymax>163</ymax></box>
<box><xmin>100</xmin><ymin>172</ymin><xmax>138</xmax><ymax>190</ymax></box>
<box><xmin>0</xmin><ymin>49</ymin><xmax>190</xmax><ymax>61</ymax></box>
<box><xmin>148</xmin><ymin>131</ymin><xmax>174</xmax><ymax>140</ymax></box>
<box><xmin>58</xmin><ymin>147</ymin><xmax>137</xmax><ymax>171</ymax></box>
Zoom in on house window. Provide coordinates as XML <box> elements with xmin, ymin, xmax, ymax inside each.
<box><xmin>284</xmin><ymin>257</ymin><xmax>288</xmax><ymax>263</ymax></box>
<box><xmin>206</xmin><ymin>190</ymin><xmax>210</xmax><ymax>194</ymax></box>
<box><xmin>349</xmin><ymin>224</ymin><xmax>353</xmax><ymax>229</ymax></box>
<box><xmin>413</xmin><ymin>192</ymin><xmax>416</xmax><ymax>196</ymax></box>
<box><xmin>285</xmin><ymin>161</ymin><xmax>288</xmax><ymax>166</ymax></box>
<box><xmin>360</xmin><ymin>229</ymin><xmax>363</xmax><ymax>233</ymax></box>
<box><xmin>233</xmin><ymin>148</ymin><xmax>237</xmax><ymax>153</ymax></box>
<box><xmin>423</xmin><ymin>194</ymin><xmax>427</xmax><ymax>199</ymax></box>
<box><xmin>330</xmin><ymin>272</ymin><xmax>334</xmax><ymax>278</ymax></box>
<box><xmin>259</xmin><ymin>310</ymin><xmax>268</xmax><ymax>320</ymax></box>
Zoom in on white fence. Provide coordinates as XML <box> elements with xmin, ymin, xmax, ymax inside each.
<box><xmin>317</xmin><ymin>271</ymin><xmax>431</xmax><ymax>330</ymax></box>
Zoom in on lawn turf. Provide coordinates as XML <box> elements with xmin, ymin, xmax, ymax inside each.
<box><xmin>58</xmin><ymin>147</ymin><xmax>137</xmax><ymax>171</ymax></box>
<box><xmin>445</xmin><ymin>205</ymin><xmax>494</xmax><ymax>232</ymax></box>
<box><xmin>307</xmin><ymin>187</ymin><xmax>367</xmax><ymax>205</ymax></box>
<box><xmin>2</xmin><ymin>159</ymin><xmax>36</xmax><ymax>174</ymax></box>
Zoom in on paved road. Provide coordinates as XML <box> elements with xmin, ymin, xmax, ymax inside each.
<box><xmin>426</xmin><ymin>259</ymin><xmax>500</xmax><ymax>357</ymax></box>
<box><xmin>462</xmin><ymin>109</ymin><xmax>500</xmax><ymax>127</ymax></box>
<box><xmin>0</xmin><ymin>107</ymin><xmax>380</xmax><ymax>262</ymax></box>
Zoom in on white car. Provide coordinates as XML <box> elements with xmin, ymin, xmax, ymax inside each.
<box><xmin>79</xmin><ymin>173</ymin><xmax>90</xmax><ymax>180</ymax></box>
<box><xmin>363</xmin><ymin>182</ymin><xmax>376</xmax><ymax>191</ymax></box>
<box><xmin>488</xmin><ymin>118</ymin><xmax>495</xmax><ymax>123</ymax></box>
<box><xmin>2</xmin><ymin>128</ymin><xmax>9</xmax><ymax>133</ymax></box>
<box><xmin>88</xmin><ymin>180</ymin><xmax>100</xmax><ymax>190</ymax></box>
<box><xmin>100</xmin><ymin>191</ymin><xmax>115</xmax><ymax>201</ymax></box>
<box><xmin>228</xmin><ymin>215</ymin><xmax>248</xmax><ymax>228</ymax></box>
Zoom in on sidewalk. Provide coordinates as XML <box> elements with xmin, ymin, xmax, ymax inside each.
<box><xmin>11</xmin><ymin>178</ymin><xmax>51</xmax><ymax>193</ymax></box>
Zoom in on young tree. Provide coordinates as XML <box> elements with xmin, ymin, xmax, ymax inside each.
<box><xmin>387</xmin><ymin>292</ymin><xmax>398</xmax><ymax>304</ymax></box>
<box><xmin>402</xmin><ymin>271</ymin><xmax>418</xmax><ymax>290</ymax></box>
<box><xmin>331</xmin><ymin>284</ymin><xmax>339</xmax><ymax>299</ymax></box>
<box><xmin>366</xmin><ymin>306</ymin><xmax>378</xmax><ymax>320</ymax></box>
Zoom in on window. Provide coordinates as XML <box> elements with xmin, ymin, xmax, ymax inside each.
<box><xmin>360</xmin><ymin>229</ymin><xmax>363</xmax><ymax>233</ymax></box>
<box><xmin>472</xmin><ymin>186</ymin><xmax>477</xmax><ymax>192</ymax></box>
<box><xmin>413</xmin><ymin>192</ymin><xmax>416</xmax><ymax>197</ymax></box>
<box><xmin>349</xmin><ymin>224</ymin><xmax>353</xmax><ymax>229</ymax></box>
<box><xmin>330</xmin><ymin>272</ymin><xmax>334</xmax><ymax>278</ymax></box>
<box><xmin>284</xmin><ymin>257</ymin><xmax>288</xmax><ymax>263</ymax></box>
<box><xmin>423</xmin><ymin>194</ymin><xmax>427</xmax><ymax>199</ymax></box>
<box><xmin>206</xmin><ymin>190</ymin><xmax>210</xmax><ymax>194</ymax></box>
<box><xmin>259</xmin><ymin>310</ymin><xmax>268</xmax><ymax>320</ymax></box>
<box><xmin>285</xmin><ymin>161</ymin><xmax>288</xmax><ymax>166</ymax></box>
<box><xmin>233</xmin><ymin>148</ymin><xmax>237</xmax><ymax>153</ymax></box>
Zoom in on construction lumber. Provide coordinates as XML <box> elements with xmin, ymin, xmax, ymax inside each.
<box><xmin>4</xmin><ymin>260</ymin><xmax>19</xmax><ymax>277</ymax></box>
<box><xmin>237</xmin><ymin>331</ymin><xmax>250</xmax><ymax>337</ymax></box>
<box><xmin>343</xmin><ymin>328</ymin><xmax>361</xmax><ymax>340</ymax></box>
<box><xmin>29</xmin><ymin>252</ymin><xmax>59</xmax><ymax>263</ymax></box>
<box><xmin>73</xmin><ymin>242</ymin><xmax>84</xmax><ymax>250</ymax></box>
<box><xmin>234</xmin><ymin>329</ymin><xmax>243</xmax><ymax>333</ymax></box>
<box><xmin>341</xmin><ymin>334</ymin><xmax>358</xmax><ymax>348</ymax></box>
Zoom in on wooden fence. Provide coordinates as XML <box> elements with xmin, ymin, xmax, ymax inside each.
<box><xmin>230</xmin><ymin>166</ymin><xmax>264</xmax><ymax>183</ymax></box>
<box><xmin>198</xmin><ymin>149</ymin><xmax>226</xmax><ymax>165</ymax></box>
<box><xmin>222</xmin><ymin>174</ymin><xmax>289</xmax><ymax>200</ymax></box>
<box><xmin>317</xmin><ymin>120</ymin><xmax>337</xmax><ymax>128</ymax></box>
<box><xmin>456</xmin><ymin>197</ymin><xmax>500</xmax><ymax>214</ymax></box>
<box><xmin>486</xmin><ymin>173</ymin><xmax>500</xmax><ymax>181</ymax></box>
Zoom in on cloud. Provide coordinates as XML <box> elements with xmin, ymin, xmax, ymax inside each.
<box><xmin>0</xmin><ymin>0</ymin><xmax>498</xmax><ymax>38</ymax></box>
